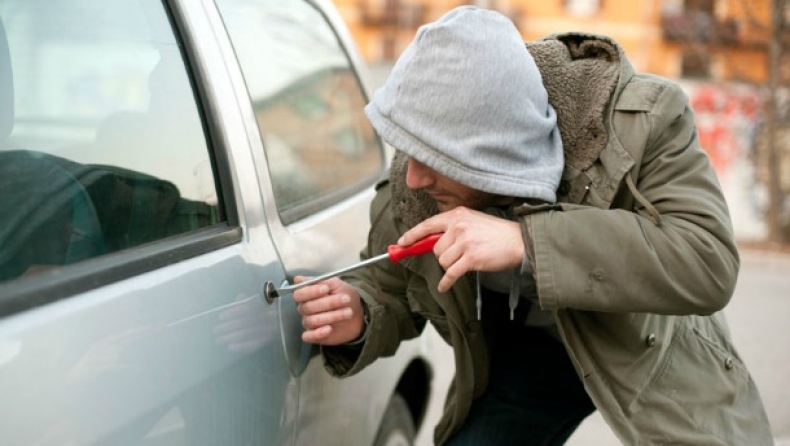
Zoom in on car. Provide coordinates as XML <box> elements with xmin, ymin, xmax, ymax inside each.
<box><xmin>0</xmin><ymin>0</ymin><xmax>452</xmax><ymax>445</ymax></box>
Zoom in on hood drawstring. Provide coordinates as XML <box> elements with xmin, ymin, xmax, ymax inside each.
<box><xmin>476</xmin><ymin>269</ymin><xmax>522</xmax><ymax>321</ymax></box>
<box><xmin>509</xmin><ymin>268</ymin><xmax>519</xmax><ymax>320</ymax></box>
<box><xmin>476</xmin><ymin>271</ymin><xmax>482</xmax><ymax>320</ymax></box>
<box><xmin>474</xmin><ymin>206</ymin><xmax>526</xmax><ymax>321</ymax></box>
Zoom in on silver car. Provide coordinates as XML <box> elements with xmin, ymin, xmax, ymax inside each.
<box><xmin>0</xmin><ymin>0</ymin><xmax>450</xmax><ymax>445</ymax></box>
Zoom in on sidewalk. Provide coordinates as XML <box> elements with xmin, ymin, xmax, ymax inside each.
<box><xmin>566</xmin><ymin>412</ymin><xmax>619</xmax><ymax>445</ymax></box>
<box><xmin>739</xmin><ymin>240</ymin><xmax>790</xmax><ymax>259</ymax></box>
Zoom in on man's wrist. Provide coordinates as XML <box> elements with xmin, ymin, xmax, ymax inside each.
<box><xmin>520</xmin><ymin>217</ymin><xmax>536</xmax><ymax>275</ymax></box>
<box><xmin>343</xmin><ymin>300</ymin><xmax>370</xmax><ymax>346</ymax></box>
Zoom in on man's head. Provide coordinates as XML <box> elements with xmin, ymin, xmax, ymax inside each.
<box><xmin>365</xmin><ymin>6</ymin><xmax>564</xmax><ymax>205</ymax></box>
<box><xmin>405</xmin><ymin>157</ymin><xmax>512</xmax><ymax>212</ymax></box>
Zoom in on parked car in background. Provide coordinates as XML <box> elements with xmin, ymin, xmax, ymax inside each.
<box><xmin>0</xmin><ymin>0</ymin><xmax>451</xmax><ymax>445</ymax></box>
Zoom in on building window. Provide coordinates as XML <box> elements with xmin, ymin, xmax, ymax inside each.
<box><xmin>681</xmin><ymin>51</ymin><xmax>711</xmax><ymax>78</ymax></box>
<box><xmin>685</xmin><ymin>0</ymin><xmax>714</xmax><ymax>14</ymax></box>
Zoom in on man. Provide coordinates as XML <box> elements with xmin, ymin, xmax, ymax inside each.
<box><xmin>294</xmin><ymin>6</ymin><xmax>773</xmax><ymax>446</ymax></box>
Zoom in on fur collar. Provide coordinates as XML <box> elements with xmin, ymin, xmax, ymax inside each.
<box><xmin>527</xmin><ymin>33</ymin><xmax>621</xmax><ymax>171</ymax></box>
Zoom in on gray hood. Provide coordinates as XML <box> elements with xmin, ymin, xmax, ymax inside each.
<box><xmin>365</xmin><ymin>6</ymin><xmax>564</xmax><ymax>203</ymax></box>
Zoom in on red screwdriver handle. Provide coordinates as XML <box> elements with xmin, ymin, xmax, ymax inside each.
<box><xmin>387</xmin><ymin>233</ymin><xmax>442</xmax><ymax>263</ymax></box>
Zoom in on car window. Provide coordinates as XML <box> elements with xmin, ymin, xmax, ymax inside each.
<box><xmin>0</xmin><ymin>0</ymin><xmax>222</xmax><ymax>284</ymax></box>
<box><xmin>214</xmin><ymin>0</ymin><xmax>384</xmax><ymax>223</ymax></box>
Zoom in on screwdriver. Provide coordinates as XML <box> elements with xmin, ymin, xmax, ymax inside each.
<box><xmin>275</xmin><ymin>233</ymin><xmax>442</xmax><ymax>295</ymax></box>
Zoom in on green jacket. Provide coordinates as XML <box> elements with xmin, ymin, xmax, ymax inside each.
<box><xmin>323</xmin><ymin>33</ymin><xmax>772</xmax><ymax>445</ymax></box>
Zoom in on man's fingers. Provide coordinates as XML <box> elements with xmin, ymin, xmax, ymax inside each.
<box><xmin>438</xmin><ymin>262</ymin><xmax>466</xmax><ymax>293</ymax></box>
<box><xmin>293</xmin><ymin>278</ymin><xmax>364</xmax><ymax>346</ymax></box>
<box><xmin>297</xmin><ymin>293</ymin><xmax>352</xmax><ymax>316</ymax></box>
<box><xmin>292</xmin><ymin>282</ymin><xmax>330</xmax><ymax>304</ymax></box>
<box><xmin>302</xmin><ymin>307</ymin><xmax>354</xmax><ymax>330</ymax></box>
<box><xmin>302</xmin><ymin>325</ymin><xmax>333</xmax><ymax>343</ymax></box>
<box><xmin>398</xmin><ymin>216</ymin><xmax>450</xmax><ymax>246</ymax></box>
<box><xmin>436</xmin><ymin>240</ymin><xmax>465</xmax><ymax>270</ymax></box>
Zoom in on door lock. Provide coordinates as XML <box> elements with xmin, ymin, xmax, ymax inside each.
<box><xmin>264</xmin><ymin>281</ymin><xmax>278</xmax><ymax>304</ymax></box>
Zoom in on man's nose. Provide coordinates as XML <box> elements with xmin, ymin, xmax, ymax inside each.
<box><xmin>405</xmin><ymin>157</ymin><xmax>434</xmax><ymax>189</ymax></box>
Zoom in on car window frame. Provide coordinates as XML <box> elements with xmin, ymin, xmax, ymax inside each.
<box><xmin>213</xmin><ymin>0</ymin><xmax>385</xmax><ymax>227</ymax></box>
<box><xmin>0</xmin><ymin>0</ymin><xmax>242</xmax><ymax>318</ymax></box>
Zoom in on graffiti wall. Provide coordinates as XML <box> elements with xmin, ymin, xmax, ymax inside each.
<box><xmin>679</xmin><ymin>81</ymin><xmax>767</xmax><ymax>240</ymax></box>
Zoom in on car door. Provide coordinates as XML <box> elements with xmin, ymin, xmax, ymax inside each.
<box><xmin>209</xmin><ymin>2</ymin><xmax>445</xmax><ymax>445</ymax></box>
<box><xmin>210</xmin><ymin>0</ymin><xmax>386</xmax><ymax>374</ymax></box>
<box><xmin>0</xmin><ymin>0</ymin><xmax>296</xmax><ymax>445</ymax></box>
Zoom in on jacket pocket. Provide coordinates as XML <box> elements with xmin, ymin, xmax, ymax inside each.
<box><xmin>630</xmin><ymin>319</ymin><xmax>752</xmax><ymax>444</ymax></box>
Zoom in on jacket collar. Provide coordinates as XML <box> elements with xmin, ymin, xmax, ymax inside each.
<box><xmin>527</xmin><ymin>32</ymin><xmax>632</xmax><ymax>172</ymax></box>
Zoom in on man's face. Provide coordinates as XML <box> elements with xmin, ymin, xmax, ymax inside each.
<box><xmin>405</xmin><ymin>157</ymin><xmax>508</xmax><ymax>212</ymax></box>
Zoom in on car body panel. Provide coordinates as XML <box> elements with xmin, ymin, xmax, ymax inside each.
<box><xmin>0</xmin><ymin>243</ymin><xmax>295</xmax><ymax>445</ymax></box>
<box><xmin>0</xmin><ymin>0</ymin><xmax>452</xmax><ymax>445</ymax></box>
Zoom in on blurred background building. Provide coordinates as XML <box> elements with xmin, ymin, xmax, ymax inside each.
<box><xmin>334</xmin><ymin>0</ymin><xmax>780</xmax><ymax>82</ymax></box>
<box><xmin>333</xmin><ymin>0</ymin><xmax>790</xmax><ymax>245</ymax></box>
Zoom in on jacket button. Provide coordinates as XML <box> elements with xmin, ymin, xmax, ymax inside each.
<box><xmin>724</xmin><ymin>357</ymin><xmax>734</xmax><ymax>370</ymax></box>
<box><xmin>645</xmin><ymin>333</ymin><xmax>656</xmax><ymax>347</ymax></box>
<box><xmin>465</xmin><ymin>320</ymin><xmax>481</xmax><ymax>333</ymax></box>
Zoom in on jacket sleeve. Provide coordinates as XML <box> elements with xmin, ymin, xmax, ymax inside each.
<box><xmin>322</xmin><ymin>183</ymin><xmax>426</xmax><ymax>377</ymax></box>
<box><xmin>527</xmin><ymin>82</ymin><xmax>740</xmax><ymax>315</ymax></box>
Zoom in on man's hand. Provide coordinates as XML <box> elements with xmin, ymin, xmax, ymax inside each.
<box><xmin>293</xmin><ymin>277</ymin><xmax>366</xmax><ymax>345</ymax></box>
<box><xmin>398</xmin><ymin>207</ymin><xmax>524</xmax><ymax>293</ymax></box>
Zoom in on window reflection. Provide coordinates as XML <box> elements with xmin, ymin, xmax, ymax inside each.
<box><xmin>0</xmin><ymin>0</ymin><xmax>221</xmax><ymax>283</ymax></box>
<box><xmin>216</xmin><ymin>0</ymin><xmax>384</xmax><ymax>220</ymax></box>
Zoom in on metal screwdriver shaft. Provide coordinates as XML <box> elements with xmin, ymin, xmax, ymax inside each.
<box><xmin>276</xmin><ymin>233</ymin><xmax>442</xmax><ymax>295</ymax></box>
<box><xmin>277</xmin><ymin>253</ymin><xmax>389</xmax><ymax>293</ymax></box>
